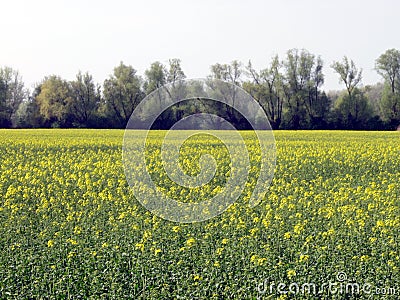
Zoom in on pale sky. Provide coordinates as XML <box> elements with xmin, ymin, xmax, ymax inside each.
<box><xmin>1</xmin><ymin>0</ymin><xmax>399</xmax><ymax>92</ymax></box>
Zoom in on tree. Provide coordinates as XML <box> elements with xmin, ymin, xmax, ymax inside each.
<box><xmin>102</xmin><ymin>62</ymin><xmax>145</xmax><ymax>127</ymax></box>
<box><xmin>208</xmin><ymin>60</ymin><xmax>249</xmax><ymax>128</ymax></box>
<box><xmin>363</xmin><ymin>83</ymin><xmax>384</xmax><ymax>117</ymax></box>
<box><xmin>165</xmin><ymin>58</ymin><xmax>187</xmax><ymax>103</ymax></box>
<box><xmin>375</xmin><ymin>49</ymin><xmax>400</xmax><ymax>94</ymax></box>
<box><xmin>375</xmin><ymin>49</ymin><xmax>400</xmax><ymax>125</ymax></box>
<box><xmin>208</xmin><ymin>60</ymin><xmax>242</xmax><ymax>109</ymax></box>
<box><xmin>245</xmin><ymin>55</ymin><xmax>284</xmax><ymax>129</ymax></box>
<box><xmin>0</xmin><ymin>67</ymin><xmax>27</xmax><ymax>127</ymax></box>
<box><xmin>142</xmin><ymin>60</ymin><xmax>188</xmax><ymax>129</ymax></box>
<box><xmin>380</xmin><ymin>83</ymin><xmax>400</xmax><ymax>124</ymax></box>
<box><xmin>305</xmin><ymin>56</ymin><xmax>330</xmax><ymax>128</ymax></box>
<box><xmin>144</xmin><ymin>61</ymin><xmax>167</xmax><ymax>95</ymax></box>
<box><xmin>68</xmin><ymin>71</ymin><xmax>100</xmax><ymax>127</ymax></box>
<box><xmin>166</xmin><ymin>58</ymin><xmax>186</xmax><ymax>85</ymax></box>
<box><xmin>282</xmin><ymin>49</ymin><xmax>316</xmax><ymax>129</ymax></box>
<box><xmin>333</xmin><ymin>88</ymin><xmax>373</xmax><ymax>129</ymax></box>
<box><xmin>331</xmin><ymin>56</ymin><xmax>362</xmax><ymax>100</ymax></box>
<box><xmin>331</xmin><ymin>57</ymin><xmax>365</xmax><ymax>128</ymax></box>
<box><xmin>21</xmin><ymin>84</ymin><xmax>44</xmax><ymax>128</ymax></box>
<box><xmin>0</xmin><ymin>75</ymin><xmax>8</xmax><ymax>127</ymax></box>
<box><xmin>209</xmin><ymin>60</ymin><xmax>242</xmax><ymax>86</ymax></box>
<box><xmin>36</xmin><ymin>76</ymin><xmax>72</xmax><ymax>127</ymax></box>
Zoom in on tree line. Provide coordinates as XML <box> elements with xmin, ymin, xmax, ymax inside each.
<box><xmin>1</xmin><ymin>49</ymin><xmax>400</xmax><ymax>130</ymax></box>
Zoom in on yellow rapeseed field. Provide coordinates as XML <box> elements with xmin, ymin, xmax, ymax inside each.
<box><xmin>0</xmin><ymin>129</ymin><xmax>398</xmax><ymax>299</ymax></box>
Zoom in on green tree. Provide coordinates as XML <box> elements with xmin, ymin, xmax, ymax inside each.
<box><xmin>245</xmin><ymin>56</ymin><xmax>284</xmax><ymax>129</ymax></box>
<box><xmin>142</xmin><ymin>60</ymin><xmax>188</xmax><ymax>129</ymax></box>
<box><xmin>282</xmin><ymin>49</ymin><xmax>317</xmax><ymax>129</ymax></box>
<box><xmin>333</xmin><ymin>88</ymin><xmax>373</xmax><ymax>129</ymax></box>
<box><xmin>380</xmin><ymin>84</ymin><xmax>400</xmax><ymax>123</ymax></box>
<box><xmin>375</xmin><ymin>49</ymin><xmax>400</xmax><ymax>125</ymax></box>
<box><xmin>166</xmin><ymin>58</ymin><xmax>186</xmax><ymax>85</ymax></box>
<box><xmin>209</xmin><ymin>60</ymin><xmax>242</xmax><ymax>86</ymax></box>
<box><xmin>0</xmin><ymin>67</ymin><xmax>27</xmax><ymax>127</ymax></box>
<box><xmin>208</xmin><ymin>60</ymin><xmax>249</xmax><ymax>128</ymax></box>
<box><xmin>331</xmin><ymin>57</ymin><xmax>365</xmax><ymax>128</ymax></box>
<box><xmin>20</xmin><ymin>85</ymin><xmax>45</xmax><ymax>128</ymax></box>
<box><xmin>68</xmin><ymin>71</ymin><xmax>100</xmax><ymax>127</ymax></box>
<box><xmin>142</xmin><ymin>62</ymin><xmax>168</xmax><ymax>128</ymax></box>
<box><xmin>363</xmin><ymin>83</ymin><xmax>384</xmax><ymax>117</ymax></box>
<box><xmin>166</xmin><ymin>58</ymin><xmax>187</xmax><ymax>100</ymax></box>
<box><xmin>144</xmin><ymin>61</ymin><xmax>167</xmax><ymax>95</ymax></box>
<box><xmin>0</xmin><ymin>75</ymin><xmax>8</xmax><ymax>127</ymax></box>
<box><xmin>331</xmin><ymin>56</ymin><xmax>362</xmax><ymax>100</ymax></box>
<box><xmin>376</xmin><ymin>49</ymin><xmax>400</xmax><ymax>94</ymax></box>
<box><xmin>36</xmin><ymin>76</ymin><xmax>72</xmax><ymax>127</ymax></box>
<box><xmin>304</xmin><ymin>56</ymin><xmax>330</xmax><ymax>128</ymax></box>
<box><xmin>102</xmin><ymin>62</ymin><xmax>145</xmax><ymax>127</ymax></box>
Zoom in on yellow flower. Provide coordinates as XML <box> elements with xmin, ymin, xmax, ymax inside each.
<box><xmin>299</xmin><ymin>254</ymin><xmax>309</xmax><ymax>263</ymax></box>
<box><xmin>293</xmin><ymin>224</ymin><xmax>303</xmax><ymax>235</ymax></box>
<box><xmin>186</xmin><ymin>237</ymin><xmax>196</xmax><ymax>247</ymax></box>
<box><xmin>250</xmin><ymin>255</ymin><xmax>258</xmax><ymax>263</ymax></box>
<box><xmin>284</xmin><ymin>232</ymin><xmax>291</xmax><ymax>239</ymax></box>
<box><xmin>360</xmin><ymin>255</ymin><xmax>369</xmax><ymax>262</ymax></box>
<box><xmin>287</xmin><ymin>269</ymin><xmax>296</xmax><ymax>279</ymax></box>
<box><xmin>193</xmin><ymin>275</ymin><xmax>202</xmax><ymax>281</ymax></box>
<box><xmin>135</xmin><ymin>243</ymin><xmax>145</xmax><ymax>252</ymax></box>
<box><xmin>250</xmin><ymin>228</ymin><xmax>259</xmax><ymax>236</ymax></box>
<box><xmin>216</xmin><ymin>247</ymin><xmax>224</xmax><ymax>255</ymax></box>
<box><xmin>66</xmin><ymin>238</ymin><xmax>78</xmax><ymax>245</ymax></box>
<box><xmin>73</xmin><ymin>226</ymin><xmax>81</xmax><ymax>235</ymax></box>
<box><xmin>47</xmin><ymin>240</ymin><xmax>54</xmax><ymax>247</ymax></box>
<box><xmin>172</xmin><ymin>226</ymin><xmax>181</xmax><ymax>233</ymax></box>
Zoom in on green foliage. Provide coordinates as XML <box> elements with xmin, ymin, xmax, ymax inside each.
<box><xmin>333</xmin><ymin>88</ymin><xmax>373</xmax><ymax>129</ymax></box>
<box><xmin>36</xmin><ymin>75</ymin><xmax>72</xmax><ymax>127</ymax></box>
<box><xmin>375</xmin><ymin>49</ymin><xmax>400</xmax><ymax>94</ymax></box>
<box><xmin>331</xmin><ymin>56</ymin><xmax>362</xmax><ymax>98</ymax></box>
<box><xmin>245</xmin><ymin>56</ymin><xmax>283</xmax><ymax>129</ymax></box>
<box><xmin>282</xmin><ymin>49</ymin><xmax>329</xmax><ymax>129</ymax></box>
<box><xmin>3</xmin><ymin>49</ymin><xmax>400</xmax><ymax>129</ymax></box>
<box><xmin>68</xmin><ymin>71</ymin><xmax>101</xmax><ymax>127</ymax></box>
<box><xmin>380</xmin><ymin>83</ymin><xmax>400</xmax><ymax>122</ymax></box>
<box><xmin>375</xmin><ymin>49</ymin><xmax>400</xmax><ymax>127</ymax></box>
<box><xmin>102</xmin><ymin>62</ymin><xmax>145</xmax><ymax>127</ymax></box>
<box><xmin>144</xmin><ymin>61</ymin><xmax>167</xmax><ymax>95</ymax></box>
<box><xmin>0</xmin><ymin>67</ymin><xmax>26</xmax><ymax>127</ymax></box>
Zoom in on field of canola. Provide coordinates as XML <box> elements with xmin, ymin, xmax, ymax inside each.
<box><xmin>0</xmin><ymin>129</ymin><xmax>399</xmax><ymax>299</ymax></box>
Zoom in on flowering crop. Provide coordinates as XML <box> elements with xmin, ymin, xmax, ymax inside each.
<box><xmin>0</xmin><ymin>129</ymin><xmax>398</xmax><ymax>299</ymax></box>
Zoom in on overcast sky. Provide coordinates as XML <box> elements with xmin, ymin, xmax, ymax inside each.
<box><xmin>1</xmin><ymin>0</ymin><xmax>399</xmax><ymax>92</ymax></box>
